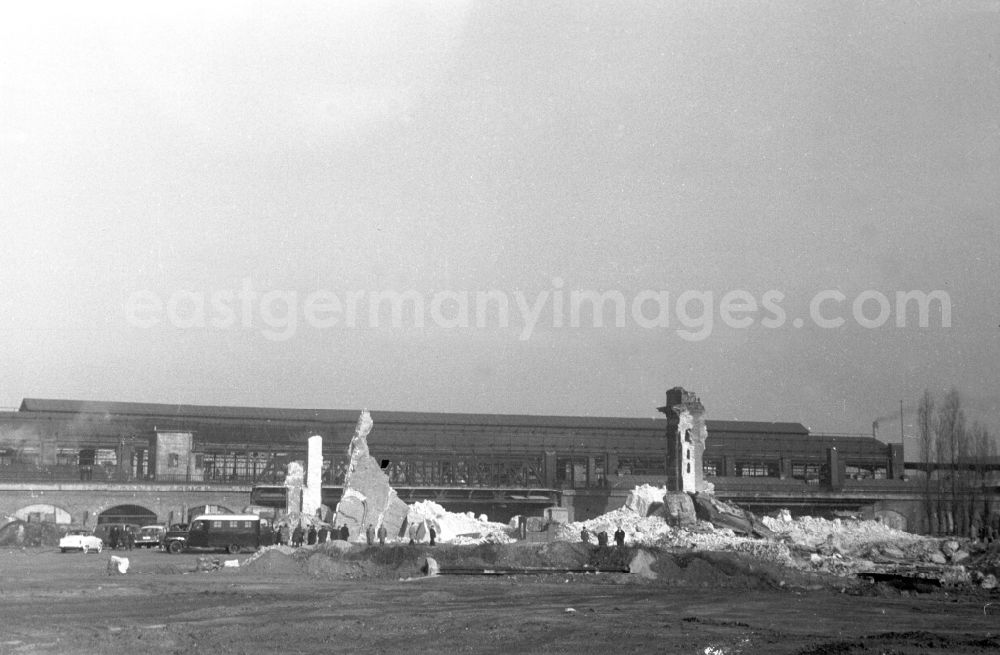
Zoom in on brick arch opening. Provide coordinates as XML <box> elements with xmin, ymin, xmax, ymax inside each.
<box><xmin>98</xmin><ymin>504</ymin><xmax>158</xmax><ymax>525</ymax></box>
<box><xmin>14</xmin><ymin>503</ymin><xmax>73</xmax><ymax>524</ymax></box>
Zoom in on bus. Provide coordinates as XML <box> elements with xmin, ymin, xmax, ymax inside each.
<box><xmin>179</xmin><ymin>514</ymin><xmax>263</xmax><ymax>554</ymax></box>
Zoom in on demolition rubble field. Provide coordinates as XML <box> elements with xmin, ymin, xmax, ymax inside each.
<box><xmin>2</xmin><ymin>489</ymin><xmax>1000</xmax><ymax>653</ymax></box>
<box><xmin>1</xmin><ymin>536</ymin><xmax>999</xmax><ymax>654</ymax></box>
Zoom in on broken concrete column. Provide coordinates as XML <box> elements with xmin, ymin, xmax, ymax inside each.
<box><xmin>332</xmin><ymin>411</ymin><xmax>410</xmax><ymax>541</ymax></box>
<box><xmin>284</xmin><ymin>460</ymin><xmax>305</xmax><ymax>516</ymax></box>
<box><xmin>302</xmin><ymin>435</ymin><xmax>323</xmax><ymax>519</ymax></box>
<box><xmin>658</xmin><ymin>387</ymin><xmax>709</xmax><ymax>493</ymax></box>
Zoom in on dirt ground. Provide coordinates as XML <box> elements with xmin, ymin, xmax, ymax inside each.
<box><xmin>1</xmin><ymin>545</ymin><xmax>998</xmax><ymax>655</ymax></box>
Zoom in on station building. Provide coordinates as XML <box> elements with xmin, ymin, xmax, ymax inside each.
<box><xmin>0</xmin><ymin>389</ymin><xmax>908</xmax><ymax>527</ymax></box>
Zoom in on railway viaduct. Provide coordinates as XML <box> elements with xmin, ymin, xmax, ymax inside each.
<box><xmin>0</xmin><ymin>482</ymin><xmax>251</xmax><ymax>527</ymax></box>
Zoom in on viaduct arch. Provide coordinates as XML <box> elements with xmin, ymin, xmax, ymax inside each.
<box><xmin>0</xmin><ymin>483</ymin><xmax>253</xmax><ymax>529</ymax></box>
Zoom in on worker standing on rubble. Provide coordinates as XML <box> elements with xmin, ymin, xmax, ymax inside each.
<box><xmin>366</xmin><ymin>524</ymin><xmax>375</xmax><ymax>545</ymax></box>
<box><xmin>428</xmin><ymin>526</ymin><xmax>436</xmax><ymax>546</ymax></box>
<box><xmin>307</xmin><ymin>525</ymin><xmax>317</xmax><ymax>545</ymax></box>
<box><xmin>581</xmin><ymin>527</ymin><xmax>590</xmax><ymax>544</ymax></box>
<box><xmin>377</xmin><ymin>524</ymin><xmax>387</xmax><ymax>546</ymax></box>
<box><xmin>614</xmin><ymin>526</ymin><xmax>626</xmax><ymax>548</ymax></box>
<box><xmin>279</xmin><ymin>523</ymin><xmax>290</xmax><ymax>546</ymax></box>
<box><xmin>339</xmin><ymin>524</ymin><xmax>350</xmax><ymax>541</ymax></box>
<box><xmin>292</xmin><ymin>524</ymin><xmax>303</xmax><ymax>547</ymax></box>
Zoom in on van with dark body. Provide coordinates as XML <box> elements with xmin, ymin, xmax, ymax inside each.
<box><xmin>170</xmin><ymin>514</ymin><xmax>262</xmax><ymax>554</ymax></box>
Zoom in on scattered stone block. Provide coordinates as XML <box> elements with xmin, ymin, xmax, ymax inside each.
<box><xmin>928</xmin><ymin>551</ymin><xmax>948</xmax><ymax>565</ymax></box>
<box><xmin>628</xmin><ymin>549</ymin><xmax>657</xmax><ymax>579</ymax></box>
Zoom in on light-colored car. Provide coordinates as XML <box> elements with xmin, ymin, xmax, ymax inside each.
<box><xmin>59</xmin><ymin>529</ymin><xmax>104</xmax><ymax>553</ymax></box>
<box><xmin>134</xmin><ymin>525</ymin><xmax>166</xmax><ymax>548</ymax></box>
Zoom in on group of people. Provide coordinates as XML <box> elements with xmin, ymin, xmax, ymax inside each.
<box><xmin>365</xmin><ymin>523</ymin><xmax>389</xmax><ymax>546</ymax></box>
<box><xmin>273</xmin><ymin>523</ymin><xmax>351</xmax><ymax>546</ymax></box>
<box><xmin>580</xmin><ymin>525</ymin><xmax>627</xmax><ymax>548</ymax></box>
<box><xmin>271</xmin><ymin>521</ymin><xmax>440</xmax><ymax>548</ymax></box>
<box><xmin>107</xmin><ymin>525</ymin><xmax>135</xmax><ymax>550</ymax></box>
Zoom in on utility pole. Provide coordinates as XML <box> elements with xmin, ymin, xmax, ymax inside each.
<box><xmin>900</xmin><ymin>399</ymin><xmax>905</xmax><ymax>443</ymax></box>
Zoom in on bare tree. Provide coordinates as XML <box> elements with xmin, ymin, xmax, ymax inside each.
<box><xmin>968</xmin><ymin>421</ymin><xmax>996</xmax><ymax>538</ymax></box>
<box><xmin>936</xmin><ymin>388</ymin><xmax>967</xmax><ymax>534</ymax></box>
<box><xmin>917</xmin><ymin>390</ymin><xmax>936</xmax><ymax>532</ymax></box>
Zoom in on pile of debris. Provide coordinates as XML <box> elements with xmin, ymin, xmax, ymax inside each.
<box><xmin>406</xmin><ymin>501</ymin><xmax>515</xmax><ymax>545</ymax></box>
<box><xmin>555</xmin><ymin>485</ymin><xmax>995</xmax><ymax>589</ymax></box>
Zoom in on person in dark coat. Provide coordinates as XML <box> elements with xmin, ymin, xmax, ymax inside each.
<box><xmin>339</xmin><ymin>524</ymin><xmax>350</xmax><ymax>541</ymax></box>
<box><xmin>597</xmin><ymin>530</ymin><xmax>609</xmax><ymax>547</ymax></box>
<box><xmin>317</xmin><ymin>526</ymin><xmax>329</xmax><ymax>543</ymax></box>
<box><xmin>614</xmin><ymin>526</ymin><xmax>626</xmax><ymax>548</ymax></box>
<box><xmin>580</xmin><ymin>527</ymin><xmax>591</xmax><ymax>544</ymax></box>
<box><xmin>307</xmin><ymin>525</ymin><xmax>317</xmax><ymax>545</ymax></box>
<box><xmin>365</xmin><ymin>524</ymin><xmax>375</xmax><ymax>546</ymax></box>
<box><xmin>428</xmin><ymin>526</ymin><xmax>436</xmax><ymax>546</ymax></box>
<box><xmin>377</xmin><ymin>524</ymin><xmax>387</xmax><ymax>546</ymax></box>
<box><xmin>125</xmin><ymin>527</ymin><xmax>135</xmax><ymax>551</ymax></box>
<box><xmin>292</xmin><ymin>524</ymin><xmax>304</xmax><ymax>547</ymax></box>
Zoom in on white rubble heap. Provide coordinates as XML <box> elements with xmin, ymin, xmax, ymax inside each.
<box><xmin>406</xmin><ymin>500</ymin><xmax>515</xmax><ymax>545</ymax></box>
<box><xmin>555</xmin><ymin>484</ymin><xmax>976</xmax><ymax>583</ymax></box>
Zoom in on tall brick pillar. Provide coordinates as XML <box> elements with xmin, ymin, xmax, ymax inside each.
<box><xmin>658</xmin><ymin>387</ymin><xmax>708</xmax><ymax>493</ymax></box>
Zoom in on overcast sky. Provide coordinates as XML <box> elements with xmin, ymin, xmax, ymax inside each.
<box><xmin>1</xmin><ymin>1</ymin><xmax>998</xmax><ymax>440</ymax></box>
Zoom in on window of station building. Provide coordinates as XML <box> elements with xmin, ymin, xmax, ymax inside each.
<box><xmin>737</xmin><ymin>461</ymin><xmax>778</xmax><ymax>477</ymax></box>
<box><xmin>556</xmin><ymin>457</ymin><xmax>587</xmax><ymax>487</ymax></box>
<box><xmin>616</xmin><ymin>456</ymin><xmax>665</xmax><ymax>476</ymax></box>
<box><xmin>56</xmin><ymin>448</ymin><xmax>79</xmax><ymax>466</ymax></box>
<box><xmin>845</xmin><ymin>462</ymin><xmax>887</xmax><ymax>480</ymax></box>
<box><xmin>95</xmin><ymin>448</ymin><xmax>117</xmax><ymax>467</ymax></box>
<box><xmin>791</xmin><ymin>462</ymin><xmax>822</xmax><ymax>482</ymax></box>
<box><xmin>702</xmin><ymin>460</ymin><xmax>721</xmax><ymax>477</ymax></box>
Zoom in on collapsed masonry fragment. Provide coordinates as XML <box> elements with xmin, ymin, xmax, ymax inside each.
<box><xmin>332</xmin><ymin>410</ymin><xmax>409</xmax><ymax>541</ymax></box>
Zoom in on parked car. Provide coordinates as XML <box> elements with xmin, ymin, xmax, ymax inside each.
<box><xmin>162</xmin><ymin>523</ymin><xmax>189</xmax><ymax>553</ymax></box>
<box><xmin>134</xmin><ymin>525</ymin><xmax>166</xmax><ymax>548</ymax></box>
<box><xmin>179</xmin><ymin>514</ymin><xmax>263</xmax><ymax>554</ymax></box>
<box><xmin>59</xmin><ymin>529</ymin><xmax>103</xmax><ymax>553</ymax></box>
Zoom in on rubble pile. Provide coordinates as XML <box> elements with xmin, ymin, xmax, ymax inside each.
<box><xmin>406</xmin><ymin>500</ymin><xmax>515</xmax><ymax>545</ymax></box>
<box><xmin>554</xmin><ymin>485</ymin><xmax>996</xmax><ymax>587</ymax></box>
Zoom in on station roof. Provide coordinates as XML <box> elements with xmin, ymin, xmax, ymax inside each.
<box><xmin>17</xmin><ymin>397</ymin><xmax>810</xmax><ymax>435</ymax></box>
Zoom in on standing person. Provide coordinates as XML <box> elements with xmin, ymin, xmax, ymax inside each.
<box><xmin>317</xmin><ymin>525</ymin><xmax>328</xmax><ymax>543</ymax></box>
<box><xmin>125</xmin><ymin>527</ymin><xmax>135</xmax><ymax>551</ymax></box>
<box><xmin>597</xmin><ymin>530</ymin><xmax>609</xmax><ymax>547</ymax></box>
<box><xmin>279</xmin><ymin>523</ymin><xmax>290</xmax><ymax>546</ymax></box>
<box><xmin>307</xmin><ymin>525</ymin><xmax>317</xmax><ymax>545</ymax></box>
<box><xmin>292</xmin><ymin>524</ymin><xmax>303</xmax><ymax>548</ymax></box>
<box><xmin>109</xmin><ymin>525</ymin><xmax>119</xmax><ymax>551</ymax></box>
<box><xmin>428</xmin><ymin>526</ymin><xmax>436</xmax><ymax>546</ymax></box>
<box><xmin>580</xmin><ymin>527</ymin><xmax>591</xmax><ymax>544</ymax></box>
<box><xmin>339</xmin><ymin>524</ymin><xmax>350</xmax><ymax>541</ymax></box>
<box><xmin>365</xmin><ymin>524</ymin><xmax>375</xmax><ymax>546</ymax></box>
<box><xmin>614</xmin><ymin>526</ymin><xmax>626</xmax><ymax>548</ymax></box>
<box><xmin>377</xmin><ymin>524</ymin><xmax>387</xmax><ymax>546</ymax></box>
<box><xmin>408</xmin><ymin>522</ymin><xmax>418</xmax><ymax>545</ymax></box>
